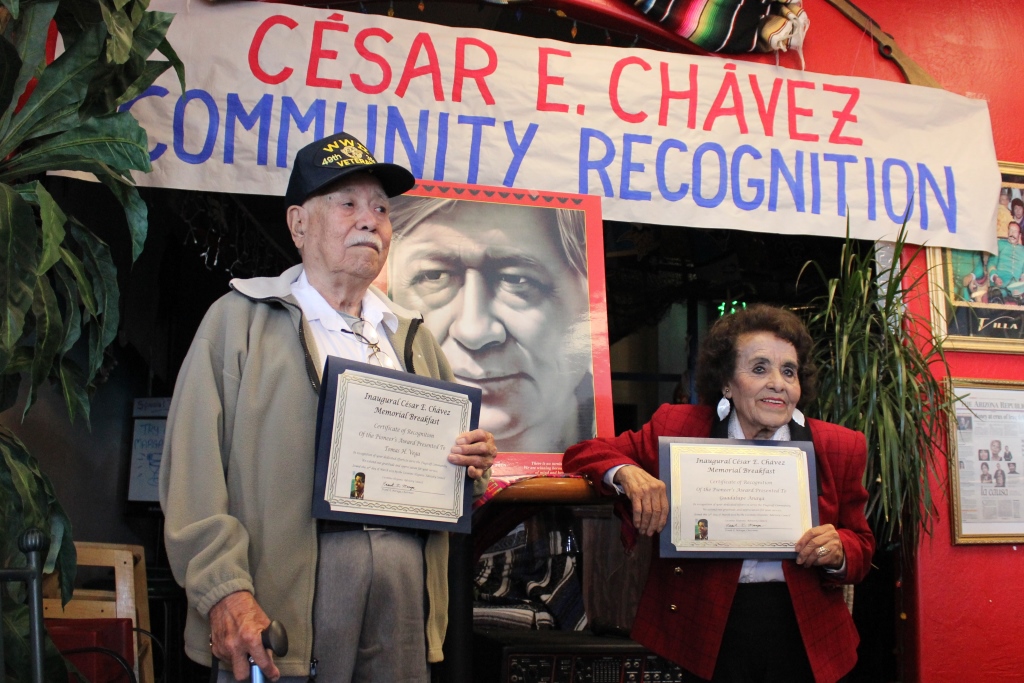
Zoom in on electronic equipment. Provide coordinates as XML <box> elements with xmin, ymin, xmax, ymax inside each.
<box><xmin>473</xmin><ymin>628</ymin><xmax>686</xmax><ymax>683</ymax></box>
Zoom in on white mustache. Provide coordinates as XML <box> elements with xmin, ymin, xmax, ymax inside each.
<box><xmin>347</xmin><ymin>234</ymin><xmax>383</xmax><ymax>251</ymax></box>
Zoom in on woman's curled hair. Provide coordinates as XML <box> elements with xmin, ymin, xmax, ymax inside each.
<box><xmin>695</xmin><ymin>304</ymin><xmax>817</xmax><ymax>409</ymax></box>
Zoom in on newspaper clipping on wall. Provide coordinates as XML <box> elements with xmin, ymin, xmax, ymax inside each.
<box><xmin>952</xmin><ymin>381</ymin><xmax>1024</xmax><ymax>542</ymax></box>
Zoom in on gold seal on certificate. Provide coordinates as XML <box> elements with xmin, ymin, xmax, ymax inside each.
<box><xmin>658</xmin><ymin>437</ymin><xmax>819</xmax><ymax>559</ymax></box>
<box><xmin>312</xmin><ymin>356</ymin><xmax>482</xmax><ymax>533</ymax></box>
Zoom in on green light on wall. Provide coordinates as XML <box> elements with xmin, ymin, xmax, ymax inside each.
<box><xmin>717</xmin><ymin>300</ymin><xmax>747</xmax><ymax>317</ymax></box>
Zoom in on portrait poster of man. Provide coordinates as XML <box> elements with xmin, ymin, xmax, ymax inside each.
<box><xmin>373</xmin><ymin>182</ymin><xmax>613</xmax><ymax>474</ymax></box>
<box><xmin>931</xmin><ymin>165</ymin><xmax>1024</xmax><ymax>351</ymax></box>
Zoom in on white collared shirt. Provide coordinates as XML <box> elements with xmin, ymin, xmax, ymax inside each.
<box><xmin>289</xmin><ymin>270</ymin><xmax>401</xmax><ymax>370</ymax></box>
<box><xmin>729</xmin><ymin>412</ymin><xmax>788</xmax><ymax>583</ymax></box>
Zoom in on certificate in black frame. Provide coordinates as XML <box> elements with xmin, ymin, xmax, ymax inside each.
<box><xmin>312</xmin><ymin>355</ymin><xmax>481</xmax><ymax>533</ymax></box>
<box><xmin>658</xmin><ymin>436</ymin><xmax>820</xmax><ymax>559</ymax></box>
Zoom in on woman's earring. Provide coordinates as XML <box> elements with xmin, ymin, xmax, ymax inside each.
<box><xmin>717</xmin><ymin>395</ymin><xmax>731</xmax><ymax>421</ymax></box>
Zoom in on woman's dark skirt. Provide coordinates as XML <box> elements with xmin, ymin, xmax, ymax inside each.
<box><xmin>680</xmin><ymin>583</ymin><xmax>820</xmax><ymax>683</ymax></box>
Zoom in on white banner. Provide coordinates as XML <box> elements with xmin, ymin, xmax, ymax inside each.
<box><xmin>133</xmin><ymin>0</ymin><xmax>1000</xmax><ymax>252</ymax></box>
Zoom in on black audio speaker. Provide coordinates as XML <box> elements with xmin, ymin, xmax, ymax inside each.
<box><xmin>472</xmin><ymin>629</ymin><xmax>686</xmax><ymax>683</ymax></box>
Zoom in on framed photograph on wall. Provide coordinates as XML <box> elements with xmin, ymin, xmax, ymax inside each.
<box><xmin>371</xmin><ymin>182</ymin><xmax>613</xmax><ymax>477</ymax></box>
<box><xmin>928</xmin><ymin>162</ymin><xmax>1024</xmax><ymax>352</ymax></box>
<box><xmin>948</xmin><ymin>378</ymin><xmax>1024</xmax><ymax>544</ymax></box>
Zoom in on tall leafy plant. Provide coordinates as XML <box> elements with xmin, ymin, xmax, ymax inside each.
<box><xmin>800</xmin><ymin>225</ymin><xmax>955</xmax><ymax>557</ymax></box>
<box><xmin>0</xmin><ymin>0</ymin><xmax>182</xmax><ymax>677</ymax></box>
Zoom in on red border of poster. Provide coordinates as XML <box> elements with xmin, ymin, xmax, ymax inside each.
<box><xmin>374</xmin><ymin>181</ymin><xmax>612</xmax><ymax>477</ymax></box>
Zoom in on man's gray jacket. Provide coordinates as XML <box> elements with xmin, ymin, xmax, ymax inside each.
<box><xmin>159</xmin><ymin>264</ymin><xmax>474</xmax><ymax>676</ymax></box>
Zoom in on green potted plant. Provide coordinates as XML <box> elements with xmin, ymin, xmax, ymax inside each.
<box><xmin>1</xmin><ymin>0</ymin><xmax>181</xmax><ymax>677</ymax></box>
<box><xmin>801</xmin><ymin>225</ymin><xmax>954</xmax><ymax>555</ymax></box>
<box><xmin>799</xmin><ymin>224</ymin><xmax>956</xmax><ymax>678</ymax></box>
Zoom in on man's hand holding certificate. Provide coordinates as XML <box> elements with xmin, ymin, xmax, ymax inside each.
<box><xmin>658</xmin><ymin>437</ymin><xmax>819</xmax><ymax>559</ymax></box>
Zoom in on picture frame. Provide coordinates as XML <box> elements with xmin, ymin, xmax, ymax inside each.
<box><xmin>372</xmin><ymin>181</ymin><xmax>613</xmax><ymax>478</ymax></box>
<box><xmin>311</xmin><ymin>356</ymin><xmax>481</xmax><ymax>533</ymax></box>
<box><xmin>947</xmin><ymin>377</ymin><xmax>1024</xmax><ymax>545</ymax></box>
<box><xmin>928</xmin><ymin>162</ymin><xmax>1024</xmax><ymax>353</ymax></box>
<box><xmin>656</xmin><ymin>436</ymin><xmax>819</xmax><ymax>559</ymax></box>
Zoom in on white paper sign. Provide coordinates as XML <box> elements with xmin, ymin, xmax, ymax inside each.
<box><xmin>128</xmin><ymin>0</ymin><xmax>1000</xmax><ymax>252</ymax></box>
<box><xmin>128</xmin><ymin>418</ymin><xmax>166</xmax><ymax>502</ymax></box>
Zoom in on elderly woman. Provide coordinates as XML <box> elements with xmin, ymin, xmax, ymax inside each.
<box><xmin>564</xmin><ymin>305</ymin><xmax>874</xmax><ymax>683</ymax></box>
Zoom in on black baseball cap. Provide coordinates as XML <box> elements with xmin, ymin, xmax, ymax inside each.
<box><xmin>284</xmin><ymin>132</ymin><xmax>416</xmax><ymax>207</ymax></box>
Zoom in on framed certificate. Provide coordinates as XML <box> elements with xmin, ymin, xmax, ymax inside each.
<box><xmin>312</xmin><ymin>356</ymin><xmax>482</xmax><ymax>533</ymax></box>
<box><xmin>658</xmin><ymin>437</ymin><xmax>819</xmax><ymax>559</ymax></box>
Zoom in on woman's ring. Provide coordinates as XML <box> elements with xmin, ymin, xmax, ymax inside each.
<box><xmin>816</xmin><ymin>545</ymin><xmax>829</xmax><ymax>557</ymax></box>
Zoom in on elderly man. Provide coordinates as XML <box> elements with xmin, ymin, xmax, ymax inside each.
<box><xmin>160</xmin><ymin>132</ymin><xmax>497</xmax><ymax>682</ymax></box>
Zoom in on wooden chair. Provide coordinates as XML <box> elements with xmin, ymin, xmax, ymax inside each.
<box><xmin>43</xmin><ymin>542</ymin><xmax>154</xmax><ymax>683</ymax></box>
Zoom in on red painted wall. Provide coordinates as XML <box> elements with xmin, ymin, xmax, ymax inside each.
<box><xmin>899</xmin><ymin>252</ymin><xmax>1024</xmax><ymax>682</ymax></box>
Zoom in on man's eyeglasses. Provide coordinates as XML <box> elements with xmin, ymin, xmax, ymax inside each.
<box><xmin>345</xmin><ymin>319</ymin><xmax>397</xmax><ymax>370</ymax></box>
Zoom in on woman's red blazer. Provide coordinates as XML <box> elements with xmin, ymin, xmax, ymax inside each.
<box><xmin>563</xmin><ymin>404</ymin><xmax>875</xmax><ymax>683</ymax></box>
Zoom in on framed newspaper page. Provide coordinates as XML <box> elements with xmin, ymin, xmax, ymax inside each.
<box><xmin>658</xmin><ymin>437</ymin><xmax>819</xmax><ymax>559</ymax></box>
<box><xmin>949</xmin><ymin>378</ymin><xmax>1024</xmax><ymax>544</ymax></box>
